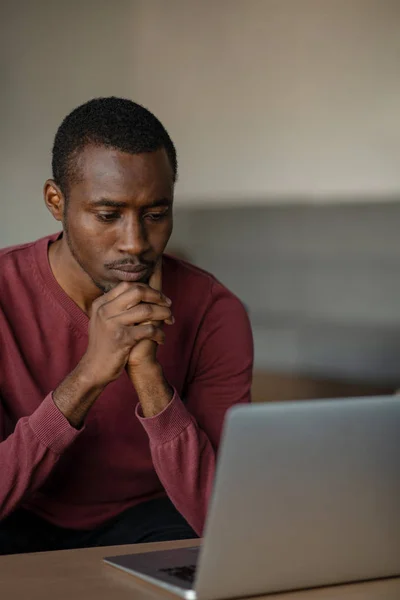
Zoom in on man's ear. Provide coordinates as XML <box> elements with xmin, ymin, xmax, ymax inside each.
<box><xmin>44</xmin><ymin>179</ymin><xmax>65</xmax><ymax>222</ymax></box>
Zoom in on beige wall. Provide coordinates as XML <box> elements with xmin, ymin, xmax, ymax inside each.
<box><xmin>2</xmin><ymin>0</ymin><xmax>400</xmax><ymax>247</ymax></box>
<box><xmin>0</xmin><ymin>1</ymin><xmax>134</xmax><ymax>247</ymax></box>
<box><xmin>131</xmin><ymin>0</ymin><xmax>400</xmax><ymax>206</ymax></box>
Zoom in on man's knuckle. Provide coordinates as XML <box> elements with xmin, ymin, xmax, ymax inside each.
<box><xmin>142</xmin><ymin>304</ymin><xmax>153</xmax><ymax>319</ymax></box>
<box><xmin>130</xmin><ymin>285</ymin><xmax>144</xmax><ymax>303</ymax></box>
<box><xmin>92</xmin><ymin>297</ymin><xmax>103</xmax><ymax>311</ymax></box>
<box><xmin>97</xmin><ymin>303</ymin><xmax>107</xmax><ymax>318</ymax></box>
<box><xmin>145</xmin><ymin>323</ymin><xmax>155</xmax><ymax>334</ymax></box>
<box><xmin>112</xmin><ymin>325</ymin><xmax>125</xmax><ymax>342</ymax></box>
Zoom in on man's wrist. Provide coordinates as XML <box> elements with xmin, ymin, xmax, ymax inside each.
<box><xmin>73</xmin><ymin>361</ymin><xmax>107</xmax><ymax>391</ymax></box>
<box><xmin>76</xmin><ymin>355</ymin><xmax>114</xmax><ymax>389</ymax></box>
<box><xmin>53</xmin><ymin>364</ymin><xmax>106</xmax><ymax>428</ymax></box>
<box><xmin>128</xmin><ymin>361</ymin><xmax>173</xmax><ymax>418</ymax></box>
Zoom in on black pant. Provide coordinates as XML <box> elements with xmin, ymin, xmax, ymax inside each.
<box><xmin>0</xmin><ymin>496</ymin><xmax>197</xmax><ymax>555</ymax></box>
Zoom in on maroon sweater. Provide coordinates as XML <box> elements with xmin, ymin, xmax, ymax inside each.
<box><xmin>0</xmin><ymin>234</ymin><xmax>253</xmax><ymax>534</ymax></box>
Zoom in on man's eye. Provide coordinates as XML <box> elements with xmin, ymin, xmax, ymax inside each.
<box><xmin>97</xmin><ymin>212</ymin><xmax>120</xmax><ymax>222</ymax></box>
<box><xmin>145</xmin><ymin>212</ymin><xmax>168</xmax><ymax>222</ymax></box>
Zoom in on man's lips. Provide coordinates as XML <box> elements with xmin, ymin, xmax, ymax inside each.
<box><xmin>109</xmin><ymin>265</ymin><xmax>151</xmax><ymax>282</ymax></box>
<box><xmin>111</xmin><ymin>264</ymin><xmax>149</xmax><ymax>273</ymax></box>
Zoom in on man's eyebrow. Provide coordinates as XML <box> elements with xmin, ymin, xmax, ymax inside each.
<box><xmin>143</xmin><ymin>198</ymin><xmax>172</xmax><ymax>209</ymax></box>
<box><xmin>90</xmin><ymin>199</ymin><xmax>128</xmax><ymax>208</ymax></box>
<box><xmin>89</xmin><ymin>198</ymin><xmax>172</xmax><ymax>209</ymax></box>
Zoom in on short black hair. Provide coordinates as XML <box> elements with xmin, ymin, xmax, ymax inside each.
<box><xmin>52</xmin><ymin>97</ymin><xmax>177</xmax><ymax>196</ymax></box>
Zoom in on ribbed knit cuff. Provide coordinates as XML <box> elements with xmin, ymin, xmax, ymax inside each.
<box><xmin>136</xmin><ymin>390</ymin><xmax>194</xmax><ymax>445</ymax></box>
<box><xmin>29</xmin><ymin>393</ymin><xmax>83</xmax><ymax>454</ymax></box>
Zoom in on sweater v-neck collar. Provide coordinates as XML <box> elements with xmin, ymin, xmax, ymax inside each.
<box><xmin>33</xmin><ymin>232</ymin><xmax>90</xmax><ymax>334</ymax></box>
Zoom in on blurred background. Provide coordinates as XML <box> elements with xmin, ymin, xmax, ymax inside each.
<box><xmin>1</xmin><ymin>0</ymin><xmax>400</xmax><ymax>399</ymax></box>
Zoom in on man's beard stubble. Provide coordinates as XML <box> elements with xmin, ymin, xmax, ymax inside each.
<box><xmin>62</xmin><ymin>218</ymin><xmax>152</xmax><ymax>295</ymax></box>
<box><xmin>63</xmin><ymin>216</ymin><xmax>112</xmax><ymax>294</ymax></box>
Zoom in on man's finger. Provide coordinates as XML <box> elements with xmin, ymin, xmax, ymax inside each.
<box><xmin>92</xmin><ymin>281</ymin><xmax>134</xmax><ymax>310</ymax></box>
<box><xmin>144</xmin><ymin>259</ymin><xmax>163</xmax><ymax>328</ymax></box>
<box><xmin>112</xmin><ymin>304</ymin><xmax>172</xmax><ymax>325</ymax></box>
<box><xmin>96</xmin><ymin>284</ymin><xmax>169</xmax><ymax>315</ymax></box>
<box><xmin>149</xmin><ymin>259</ymin><xmax>162</xmax><ymax>293</ymax></box>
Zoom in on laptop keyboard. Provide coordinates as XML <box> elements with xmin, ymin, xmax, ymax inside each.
<box><xmin>159</xmin><ymin>564</ymin><xmax>197</xmax><ymax>584</ymax></box>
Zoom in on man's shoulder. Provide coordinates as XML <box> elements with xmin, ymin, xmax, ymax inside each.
<box><xmin>0</xmin><ymin>233</ymin><xmax>57</xmax><ymax>258</ymax></box>
<box><xmin>0</xmin><ymin>234</ymin><xmax>55</xmax><ymax>285</ymax></box>
<box><xmin>163</xmin><ymin>255</ymin><xmax>252</xmax><ymax>359</ymax></box>
<box><xmin>0</xmin><ymin>239</ymin><xmax>37</xmax><ymax>278</ymax></box>
<box><xmin>0</xmin><ymin>239</ymin><xmax>37</xmax><ymax>259</ymax></box>
<box><xmin>163</xmin><ymin>253</ymin><xmax>217</xmax><ymax>282</ymax></box>
<box><xmin>163</xmin><ymin>254</ymin><xmax>244</xmax><ymax>308</ymax></box>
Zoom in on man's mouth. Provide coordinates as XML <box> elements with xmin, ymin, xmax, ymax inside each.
<box><xmin>108</xmin><ymin>264</ymin><xmax>151</xmax><ymax>283</ymax></box>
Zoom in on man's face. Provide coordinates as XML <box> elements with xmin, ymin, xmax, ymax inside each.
<box><xmin>61</xmin><ymin>145</ymin><xmax>174</xmax><ymax>292</ymax></box>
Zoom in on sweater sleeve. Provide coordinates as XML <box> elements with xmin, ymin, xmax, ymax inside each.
<box><xmin>0</xmin><ymin>393</ymin><xmax>81</xmax><ymax>520</ymax></box>
<box><xmin>137</xmin><ymin>283</ymin><xmax>254</xmax><ymax>535</ymax></box>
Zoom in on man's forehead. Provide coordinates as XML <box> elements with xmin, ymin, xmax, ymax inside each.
<box><xmin>71</xmin><ymin>145</ymin><xmax>174</xmax><ymax>199</ymax></box>
<box><xmin>76</xmin><ymin>145</ymin><xmax>172</xmax><ymax>178</ymax></box>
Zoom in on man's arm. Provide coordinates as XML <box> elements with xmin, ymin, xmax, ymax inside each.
<box><xmin>0</xmin><ymin>369</ymin><xmax>111</xmax><ymax>520</ymax></box>
<box><xmin>135</xmin><ymin>282</ymin><xmax>253</xmax><ymax>536</ymax></box>
<box><xmin>0</xmin><ymin>281</ymin><xmax>172</xmax><ymax>520</ymax></box>
<box><xmin>0</xmin><ymin>393</ymin><xmax>81</xmax><ymax>520</ymax></box>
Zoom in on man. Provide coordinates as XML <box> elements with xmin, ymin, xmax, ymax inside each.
<box><xmin>0</xmin><ymin>97</ymin><xmax>253</xmax><ymax>554</ymax></box>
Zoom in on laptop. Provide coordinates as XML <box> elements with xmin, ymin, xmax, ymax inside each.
<box><xmin>104</xmin><ymin>396</ymin><xmax>400</xmax><ymax>599</ymax></box>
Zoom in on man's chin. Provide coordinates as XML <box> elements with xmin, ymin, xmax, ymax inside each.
<box><xmin>94</xmin><ymin>280</ymin><xmax>114</xmax><ymax>294</ymax></box>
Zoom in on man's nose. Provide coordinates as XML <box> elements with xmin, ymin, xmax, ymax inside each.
<box><xmin>117</xmin><ymin>218</ymin><xmax>150</xmax><ymax>256</ymax></box>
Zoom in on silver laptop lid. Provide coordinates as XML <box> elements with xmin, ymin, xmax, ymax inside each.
<box><xmin>195</xmin><ymin>397</ymin><xmax>400</xmax><ymax>599</ymax></box>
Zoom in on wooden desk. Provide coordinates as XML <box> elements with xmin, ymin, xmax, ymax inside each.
<box><xmin>1</xmin><ymin>540</ymin><xmax>400</xmax><ymax>600</ymax></box>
